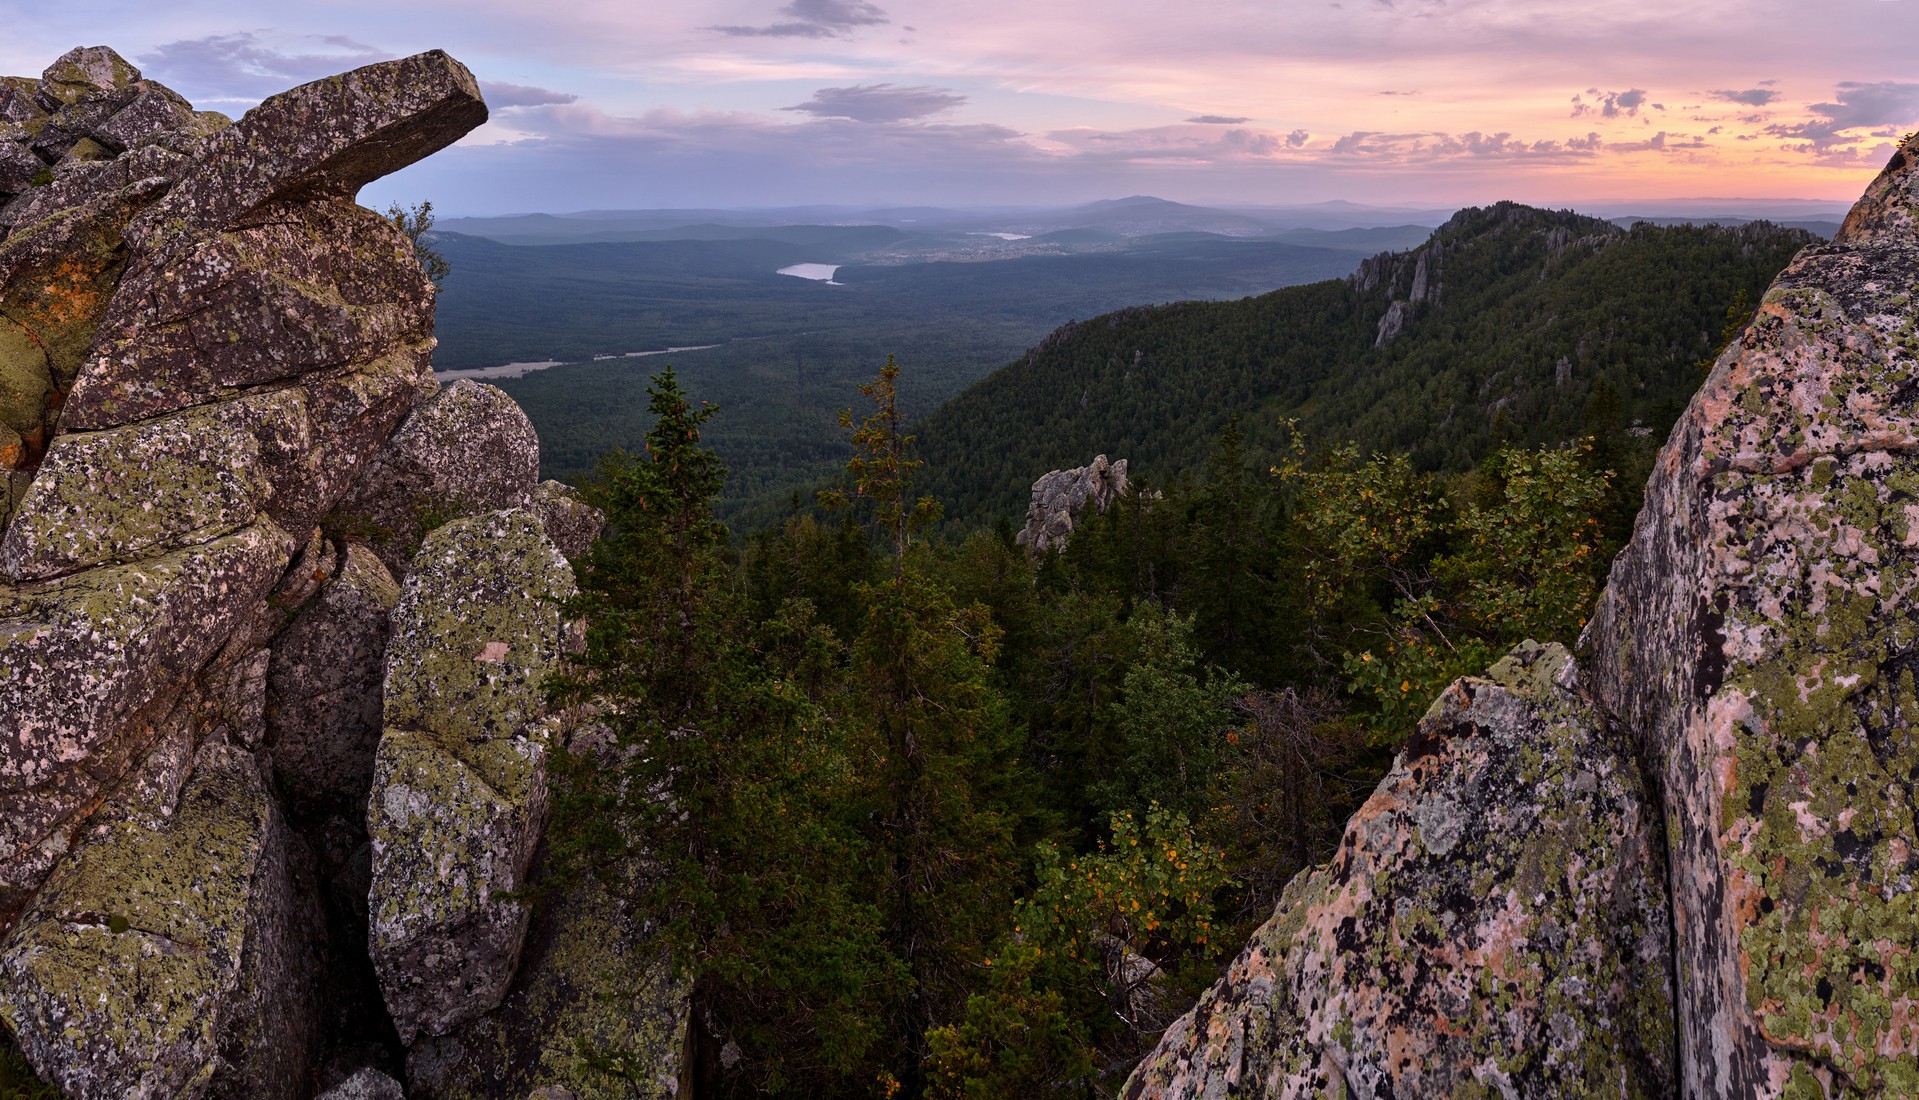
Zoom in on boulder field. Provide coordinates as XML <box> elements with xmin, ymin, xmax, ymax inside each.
<box><xmin>0</xmin><ymin>48</ymin><xmax>678</xmax><ymax>1099</ymax></box>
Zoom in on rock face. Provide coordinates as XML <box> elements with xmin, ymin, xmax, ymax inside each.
<box><xmin>405</xmin><ymin>871</ymin><xmax>686</xmax><ymax>1099</ymax></box>
<box><xmin>1583</xmin><ymin>135</ymin><xmax>1919</xmax><ymax>1095</ymax></box>
<box><xmin>333</xmin><ymin>379</ymin><xmax>541</xmax><ymax>577</ymax></box>
<box><xmin>1126</xmin><ymin>643</ymin><xmax>1675</xmax><ymax>1098</ymax></box>
<box><xmin>1016</xmin><ymin>453</ymin><xmax>1129</xmax><ymax>554</ymax></box>
<box><xmin>0</xmin><ymin>44</ymin><xmax>682</xmax><ymax>1100</ymax></box>
<box><xmin>0</xmin><ymin>737</ymin><xmax>319</xmax><ymax>1100</ymax></box>
<box><xmin>266</xmin><ymin>542</ymin><xmax>401</xmax><ymax>816</ymax></box>
<box><xmin>367</xmin><ymin>508</ymin><xmax>575</xmax><ymax>1044</ymax></box>
<box><xmin>1131</xmin><ymin>135</ymin><xmax>1919</xmax><ymax>1100</ymax></box>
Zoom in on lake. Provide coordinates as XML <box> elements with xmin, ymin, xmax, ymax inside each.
<box><xmin>777</xmin><ymin>263</ymin><xmax>841</xmax><ymax>283</ymax></box>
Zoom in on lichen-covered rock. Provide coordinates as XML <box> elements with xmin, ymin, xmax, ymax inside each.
<box><xmin>530</xmin><ymin>479</ymin><xmax>604</xmax><ymax>561</ymax></box>
<box><xmin>0</xmin><ymin>177</ymin><xmax>157</xmax><ymax>417</ymax></box>
<box><xmin>0</xmin><ymin>394</ymin><xmax>281</xmax><ymax>581</ymax></box>
<box><xmin>320</xmin><ymin>1066</ymin><xmax>407</xmax><ymax>1100</ymax></box>
<box><xmin>266</xmin><ymin>542</ymin><xmax>401</xmax><ymax>814</ymax></box>
<box><xmin>91</xmin><ymin>84</ymin><xmax>192</xmax><ymax>154</ymax></box>
<box><xmin>368</xmin><ymin>509</ymin><xmax>575</xmax><ymax>1043</ymax></box>
<box><xmin>126</xmin><ymin>51</ymin><xmax>486</xmax><ymax>260</ymax></box>
<box><xmin>0</xmin><ymin>142</ymin><xmax>40</xmax><ymax>199</ymax></box>
<box><xmin>1125</xmin><ymin>642</ymin><xmax>1676</xmax><ymax>1099</ymax></box>
<box><xmin>34</xmin><ymin>47</ymin><xmax>141</xmax><ymax>110</ymax></box>
<box><xmin>336</xmin><ymin>380</ymin><xmax>542</xmax><ymax>577</ymax></box>
<box><xmin>1582</xmin><ymin>134</ymin><xmax>1919</xmax><ymax>1096</ymax></box>
<box><xmin>0</xmin><ymin>737</ymin><xmax>318</xmax><ymax>1100</ymax></box>
<box><xmin>0</xmin><ymin>521</ymin><xmax>294</xmax><ymax>903</ymax></box>
<box><xmin>64</xmin><ymin>199</ymin><xmax>436</xmax><ymax>430</ymax></box>
<box><xmin>405</xmin><ymin>871</ymin><xmax>686</xmax><ymax>1100</ymax></box>
<box><xmin>1016</xmin><ymin>453</ymin><xmax>1128</xmax><ymax>554</ymax></box>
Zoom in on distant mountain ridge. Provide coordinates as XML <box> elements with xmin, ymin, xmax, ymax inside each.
<box><xmin>912</xmin><ymin>202</ymin><xmax>1815</xmax><ymax>524</ymax></box>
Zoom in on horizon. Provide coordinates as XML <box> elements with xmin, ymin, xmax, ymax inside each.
<box><xmin>7</xmin><ymin>2</ymin><xmax>1914</xmax><ymax>215</ymax></box>
<box><xmin>441</xmin><ymin>192</ymin><xmax>1857</xmax><ymax>221</ymax></box>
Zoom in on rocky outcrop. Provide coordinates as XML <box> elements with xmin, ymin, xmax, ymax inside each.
<box><xmin>1126</xmin><ymin>642</ymin><xmax>1674</xmax><ymax>1098</ymax></box>
<box><xmin>333</xmin><ymin>379</ymin><xmax>541</xmax><ymax>577</ymax></box>
<box><xmin>317</xmin><ymin>1067</ymin><xmax>405</xmax><ymax>1100</ymax></box>
<box><xmin>367</xmin><ymin>508</ymin><xmax>575</xmax><ymax>1044</ymax></box>
<box><xmin>0</xmin><ymin>44</ymin><xmax>580</xmax><ymax>1098</ymax></box>
<box><xmin>1583</xmin><ymin>135</ymin><xmax>1919</xmax><ymax>1095</ymax></box>
<box><xmin>531</xmin><ymin>478</ymin><xmax>605</xmax><ymax>562</ymax></box>
<box><xmin>266</xmin><ymin>542</ymin><xmax>401</xmax><ymax>816</ymax></box>
<box><xmin>405</xmin><ymin>871</ymin><xmax>686</xmax><ymax>1099</ymax></box>
<box><xmin>1132</xmin><ymin>136</ymin><xmax>1919</xmax><ymax>1100</ymax></box>
<box><xmin>1016</xmin><ymin>453</ymin><xmax>1128</xmax><ymax>554</ymax></box>
<box><xmin>0</xmin><ymin>737</ymin><xmax>319</xmax><ymax>1100</ymax></box>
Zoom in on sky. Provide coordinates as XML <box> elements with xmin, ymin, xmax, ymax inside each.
<box><xmin>4</xmin><ymin>0</ymin><xmax>1916</xmax><ymax>214</ymax></box>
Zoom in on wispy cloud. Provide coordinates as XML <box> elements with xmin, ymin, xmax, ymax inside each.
<box><xmin>782</xmin><ymin>83</ymin><xmax>965</xmax><ymax>122</ymax></box>
<box><xmin>1708</xmin><ymin>88</ymin><xmax>1779</xmax><ymax>107</ymax></box>
<box><xmin>709</xmin><ymin>0</ymin><xmax>889</xmax><ymax>39</ymax></box>
<box><xmin>1572</xmin><ymin>88</ymin><xmax>1651</xmax><ymax>119</ymax></box>
<box><xmin>140</xmin><ymin>32</ymin><xmax>392</xmax><ymax>100</ymax></box>
<box><xmin>1188</xmin><ymin>114</ymin><xmax>1252</xmax><ymax>124</ymax></box>
<box><xmin>481</xmin><ymin>81</ymin><xmax>578</xmax><ymax>109</ymax></box>
<box><xmin>1767</xmin><ymin>80</ymin><xmax>1919</xmax><ymax>152</ymax></box>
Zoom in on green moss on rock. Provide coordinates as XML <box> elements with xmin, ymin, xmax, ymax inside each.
<box><xmin>1125</xmin><ymin>643</ymin><xmax>1676</xmax><ymax>1099</ymax></box>
<box><xmin>368</xmin><ymin>509</ymin><xmax>576</xmax><ymax>1044</ymax></box>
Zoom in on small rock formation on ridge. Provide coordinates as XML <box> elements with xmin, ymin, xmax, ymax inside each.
<box><xmin>1017</xmin><ymin>452</ymin><xmax>1129</xmax><ymax>553</ymax></box>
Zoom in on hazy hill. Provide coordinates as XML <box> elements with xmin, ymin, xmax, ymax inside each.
<box><xmin>912</xmin><ymin>203</ymin><xmax>1814</xmax><ymax>524</ymax></box>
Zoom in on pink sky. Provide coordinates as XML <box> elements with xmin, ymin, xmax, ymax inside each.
<box><xmin>7</xmin><ymin>0</ymin><xmax>1915</xmax><ymax>212</ymax></box>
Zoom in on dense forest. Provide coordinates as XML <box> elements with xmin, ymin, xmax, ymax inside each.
<box><xmin>543</xmin><ymin>318</ymin><xmax>1725</xmax><ymax>1095</ymax></box>
<box><xmin>913</xmin><ymin>203</ymin><xmax>1812</xmax><ymax>528</ymax></box>
<box><xmin>518</xmin><ymin>204</ymin><xmax>1819</xmax><ymax>1097</ymax></box>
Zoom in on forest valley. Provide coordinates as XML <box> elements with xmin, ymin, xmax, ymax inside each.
<box><xmin>541</xmin><ymin>351</ymin><xmax>1665</xmax><ymax>1100</ymax></box>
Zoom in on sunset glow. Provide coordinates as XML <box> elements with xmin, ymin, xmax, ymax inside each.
<box><xmin>8</xmin><ymin>0</ymin><xmax>1915</xmax><ymax>212</ymax></box>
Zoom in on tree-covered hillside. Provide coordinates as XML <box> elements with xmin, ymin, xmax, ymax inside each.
<box><xmin>915</xmin><ymin>203</ymin><xmax>1813</xmax><ymax>525</ymax></box>
<box><xmin>437</xmin><ymin>232</ymin><xmax>1367</xmax><ymax>521</ymax></box>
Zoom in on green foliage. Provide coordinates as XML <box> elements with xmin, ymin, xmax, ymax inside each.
<box><xmin>1218</xmin><ymin>686</ymin><xmax>1368</xmax><ymax>918</ymax></box>
<box><xmin>546</xmin><ymin>340</ymin><xmax>1642</xmax><ymax>1096</ymax></box>
<box><xmin>548</xmin><ymin>370</ymin><xmax>900</xmax><ymax>1096</ymax></box>
<box><xmin>926</xmin><ymin>806</ymin><xmax>1229</xmax><ymax>1099</ymax></box>
<box><xmin>1281</xmin><ymin>437</ymin><xmax>1611</xmax><ymax>742</ymax></box>
<box><xmin>1089</xmin><ymin>606</ymin><xmax>1245</xmax><ymax>825</ymax></box>
<box><xmin>0</xmin><ymin>1032</ymin><xmax>55</xmax><ymax>1100</ymax></box>
<box><xmin>1020</xmin><ymin>806</ymin><xmax>1229</xmax><ymax>971</ymax></box>
<box><xmin>387</xmin><ymin>200</ymin><xmax>451</xmax><ymax>287</ymax></box>
<box><xmin>924</xmin><ymin>948</ymin><xmax>1095</xmax><ymax>1100</ymax></box>
<box><xmin>827</xmin><ymin>358</ymin><xmax>1029</xmax><ymax>1087</ymax></box>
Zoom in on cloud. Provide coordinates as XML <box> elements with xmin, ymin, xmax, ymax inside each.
<box><xmin>710</xmin><ymin>0</ymin><xmax>889</xmax><ymax>38</ymax></box>
<box><xmin>1611</xmin><ymin>130</ymin><xmax>1708</xmax><ymax>152</ymax></box>
<box><xmin>481</xmin><ymin>81</ymin><xmax>578</xmax><ymax>109</ymax></box>
<box><xmin>1188</xmin><ymin>114</ymin><xmax>1252</xmax><ymax>124</ymax></box>
<box><xmin>1287</xmin><ymin>129</ymin><xmax>1310</xmax><ymax>147</ymax></box>
<box><xmin>1044</xmin><ymin>123</ymin><xmax>1294</xmax><ymax>162</ymax></box>
<box><xmin>1328</xmin><ymin>128</ymin><xmax>1603</xmax><ymax>161</ymax></box>
<box><xmin>1571</xmin><ymin>87</ymin><xmax>1650</xmax><ymax>118</ymax></box>
<box><xmin>1708</xmin><ymin>88</ymin><xmax>1779</xmax><ymax>107</ymax></box>
<box><xmin>1767</xmin><ymin>80</ymin><xmax>1919</xmax><ymax>151</ymax></box>
<box><xmin>782</xmin><ymin>83</ymin><xmax>965</xmax><ymax>122</ymax></box>
<box><xmin>141</xmin><ymin>32</ymin><xmax>391</xmax><ymax>100</ymax></box>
